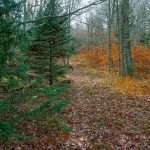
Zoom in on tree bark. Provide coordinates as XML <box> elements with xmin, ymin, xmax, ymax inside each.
<box><xmin>120</xmin><ymin>0</ymin><xmax>134</xmax><ymax>76</ymax></box>
<box><xmin>108</xmin><ymin>0</ymin><xmax>112</xmax><ymax>73</ymax></box>
<box><xmin>116</xmin><ymin>0</ymin><xmax>121</xmax><ymax>76</ymax></box>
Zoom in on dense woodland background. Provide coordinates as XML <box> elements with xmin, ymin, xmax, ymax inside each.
<box><xmin>0</xmin><ymin>0</ymin><xmax>150</xmax><ymax>149</ymax></box>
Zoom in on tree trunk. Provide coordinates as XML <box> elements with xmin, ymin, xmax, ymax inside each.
<box><xmin>49</xmin><ymin>41</ymin><xmax>53</xmax><ymax>85</ymax></box>
<box><xmin>23</xmin><ymin>0</ymin><xmax>27</xmax><ymax>31</ymax></box>
<box><xmin>108</xmin><ymin>0</ymin><xmax>112</xmax><ymax>73</ymax></box>
<box><xmin>120</xmin><ymin>0</ymin><xmax>134</xmax><ymax>76</ymax></box>
<box><xmin>116</xmin><ymin>0</ymin><xmax>121</xmax><ymax>76</ymax></box>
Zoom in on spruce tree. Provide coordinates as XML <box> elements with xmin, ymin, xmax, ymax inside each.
<box><xmin>0</xmin><ymin>0</ymin><xmax>29</xmax><ymax>91</ymax></box>
<box><xmin>0</xmin><ymin>0</ymin><xmax>30</xmax><ymax>141</ymax></box>
<box><xmin>29</xmin><ymin>0</ymin><xmax>71</xmax><ymax>85</ymax></box>
<box><xmin>0</xmin><ymin>0</ymin><xmax>71</xmax><ymax>142</ymax></box>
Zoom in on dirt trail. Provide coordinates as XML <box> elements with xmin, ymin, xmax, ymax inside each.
<box><xmin>3</xmin><ymin>60</ymin><xmax>150</xmax><ymax>150</ymax></box>
<box><xmin>60</xmin><ymin>60</ymin><xmax>150</xmax><ymax>149</ymax></box>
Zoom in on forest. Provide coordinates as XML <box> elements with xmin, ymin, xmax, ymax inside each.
<box><xmin>0</xmin><ymin>0</ymin><xmax>150</xmax><ymax>149</ymax></box>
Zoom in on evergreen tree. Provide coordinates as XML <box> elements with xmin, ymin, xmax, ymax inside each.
<box><xmin>0</xmin><ymin>0</ymin><xmax>71</xmax><ymax>143</ymax></box>
<box><xmin>0</xmin><ymin>0</ymin><xmax>29</xmax><ymax>91</ymax></box>
<box><xmin>0</xmin><ymin>0</ymin><xmax>30</xmax><ymax>141</ymax></box>
<box><xmin>29</xmin><ymin>0</ymin><xmax>71</xmax><ymax>85</ymax></box>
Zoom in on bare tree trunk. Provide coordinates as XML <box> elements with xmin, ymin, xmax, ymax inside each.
<box><xmin>120</xmin><ymin>0</ymin><xmax>134</xmax><ymax>76</ymax></box>
<box><xmin>90</xmin><ymin>17</ymin><xmax>93</xmax><ymax>44</ymax></box>
<box><xmin>49</xmin><ymin>41</ymin><xmax>53</xmax><ymax>85</ymax></box>
<box><xmin>23</xmin><ymin>0</ymin><xmax>27</xmax><ymax>31</ymax></box>
<box><xmin>67</xmin><ymin>0</ymin><xmax>71</xmax><ymax>68</ymax></box>
<box><xmin>108</xmin><ymin>0</ymin><xmax>112</xmax><ymax>73</ymax></box>
<box><xmin>86</xmin><ymin>15</ymin><xmax>90</xmax><ymax>57</ymax></box>
<box><xmin>116</xmin><ymin>0</ymin><xmax>121</xmax><ymax>76</ymax></box>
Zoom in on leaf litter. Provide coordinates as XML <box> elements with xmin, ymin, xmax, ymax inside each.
<box><xmin>2</xmin><ymin>59</ymin><xmax>150</xmax><ymax>150</ymax></box>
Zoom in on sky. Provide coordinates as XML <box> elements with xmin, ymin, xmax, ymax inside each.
<box><xmin>71</xmin><ymin>0</ymin><xmax>101</xmax><ymax>27</ymax></box>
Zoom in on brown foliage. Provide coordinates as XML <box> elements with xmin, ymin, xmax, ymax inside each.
<box><xmin>76</xmin><ymin>44</ymin><xmax>150</xmax><ymax>96</ymax></box>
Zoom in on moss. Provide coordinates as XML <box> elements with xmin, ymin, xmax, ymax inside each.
<box><xmin>127</xmin><ymin>67</ymin><xmax>134</xmax><ymax>77</ymax></box>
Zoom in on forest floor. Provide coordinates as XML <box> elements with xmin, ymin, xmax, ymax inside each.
<box><xmin>3</xmin><ymin>58</ymin><xmax>150</xmax><ymax>150</ymax></box>
<box><xmin>58</xmin><ymin>59</ymin><xmax>150</xmax><ymax>149</ymax></box>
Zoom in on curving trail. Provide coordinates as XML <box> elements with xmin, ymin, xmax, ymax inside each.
<box><xmin>3</xmin><ymin>60</ymin><xmax>150</xmax><ymax>150</ymax></box>
<box><xmin>60</xmin><ymin>60</ymin><xmax>150</xmax><ymax>149</ymax></box>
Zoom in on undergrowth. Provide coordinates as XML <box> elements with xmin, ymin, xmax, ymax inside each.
<box><xmin>73</xmin><ymin>45</ymin><xmax>150</xmax><ymax>97</ymax></box>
